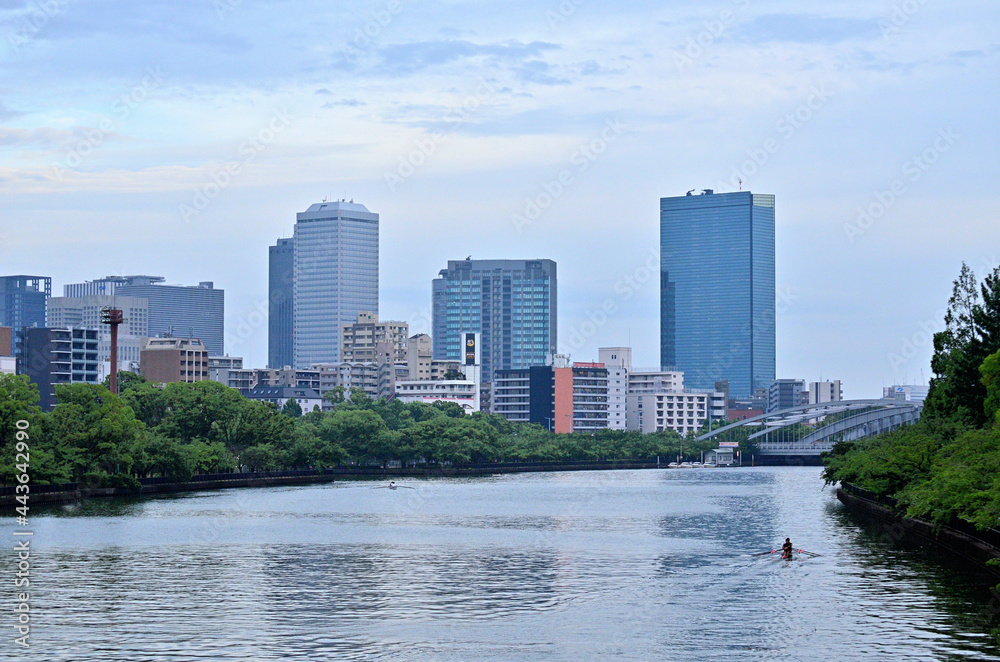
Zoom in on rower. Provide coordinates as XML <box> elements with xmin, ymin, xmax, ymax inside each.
<box><xmin>781</xmin><ymin>538</ymin><xmax>793</xmax><ymax>558</ymax></box>
<box><xmin>388</xmin><ymin>481</ymin><xmax>396</xmax><ymax>490</ymax></box>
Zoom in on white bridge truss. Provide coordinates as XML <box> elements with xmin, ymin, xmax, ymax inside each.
<box><xmin>694</xmin><ymin>399</ymin><xmax>923</xmax><ymax>457</ymax></box>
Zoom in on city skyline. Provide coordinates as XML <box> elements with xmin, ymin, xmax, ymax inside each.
<box><xmin>2</xmin><ymin>2</ymin><xmax>996</xmax><ymax>397</ymax></box>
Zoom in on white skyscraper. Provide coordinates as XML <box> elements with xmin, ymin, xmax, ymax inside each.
<box><xmin>293</xmin><ymin>201</ymin><xmax>379</xmax><ymax>368</ymax></box>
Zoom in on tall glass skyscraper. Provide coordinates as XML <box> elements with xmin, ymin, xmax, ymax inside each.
<box><xmin>432</xmin><ymin>259</ymin><xmax>557</xmax><ymax>382</ymax></box>
<box><xmin>268</xmin><ymin>237</ymin><xmax>294</xmax><ymax>368</ymax></box>
<box><xmin>660</xmin><ymin>190</ymin><xmax>775</xmax><ymax>400</ymax></box>
<box><xmin>293</xmin><ymin>201</ymin><xmax>379</xmax><ymax>368</ymax></box>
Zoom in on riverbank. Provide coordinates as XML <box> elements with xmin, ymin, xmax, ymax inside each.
<box><xmin>2</xmin><ymin>459</ymin><xmax>687</xmax><ymax>508</ymax></box>
<box><xmin>837</xmin><ymin>482</ymin><xmax>1000</xmax><ymax>578</ymax></box>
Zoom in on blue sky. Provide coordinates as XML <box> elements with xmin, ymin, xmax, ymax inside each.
<box><xmin>1</xmin><ymin>0</ymin><xmax>997</xmax><ymax>397</ymax></box>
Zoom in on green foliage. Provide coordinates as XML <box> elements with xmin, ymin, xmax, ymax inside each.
<box><xmin>896</xmin><ymin>428</ymin><xmax>1000</xmax><ymax>529</ymax></box>
<box><xmin>924</xmin><ymin>264</ymin><xmax>1000</xmax><ymax>428</ymax></box>
<box><xmin>1</xmin><ymin>375</ymin><xmax>723</xmax><ymax>487</ymax></box>
<box><xmin>102</xmin><ymin>370</ymin><xmax>146</xmax><ymax>393</ymax></box>
<box><xmin>281</xmin><ymin>397</ymin><xmax>302</xmax><ymax>418</ymax></box>
<box><xmin>981</xmin><ymin>350</ymin><xmax>1000</xmax><ymax>427</ymax></box>
<box><xmin>823</xmin><ymin>262</ymin><xmax>1000</xmax><ymax>533</ymax></box>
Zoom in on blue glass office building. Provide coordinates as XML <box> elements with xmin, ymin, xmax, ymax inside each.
<box><xmin>268</xmin><ymin>237</ymin><xmax>294</xmax><ymax>368</ymax></box>
<box><xmin>660</xmin><ymin>190</ymin><xmax>775</xmax><ymax>400</ymax></box>
<box><xmin>293</xmin><ymin>201</ymin><xmax>379</xmax><ymax>368</ymax></box>
<box><xmin>432</xmin><ymin>259</ymin><xmax>556</xmax><ymax>382</ymax></box>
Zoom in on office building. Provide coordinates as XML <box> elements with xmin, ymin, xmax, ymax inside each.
<box><xmin>492</xmin><ymin>355</ymin><xmax>607</xmax><ymax>433</ymax></box>
<box><xmin>140</xmin><ymin>337</ymin><xmax>209</xmax><ymax>384</ymax></box>
<box><xmin>883</xmin><ymin>384</ymin><xmax>929</xmax><ymax>403</ymax></box>
<box><xmin>626</xmin><ymin>391</ymin><xmax>718</xmax><ymax>437</ymax></box>
<box><xmin>808</xmin><ymin>380</ymin><xmax>843</xmax><ymax>405</ymax></box>
<box><xmin>768</xmin><ymin>379</ymin><xmax>805</xmax><ymax>412</ymax></box>
<box><xmin>341</xmin><ymin>312</ymin><xmax>408</xmax><ymax>364</ymax></box>
<box><xmin>432</xmin><ymin>258</ymin><xmax>557</xmax><ymax>383</ymax></box>
<box><xmin>314</xmin><ymin>362</ymin><xmax>393</xmax><ymax>403</ymax></box>
<box><xmin>46</xmin><ymin>295</ymin><xmax>148</xmax><ymax>367</ymax></box>
<box><xmin>599</xmin><ymin>347</ymin><xmax>631</xmax><ymax>431</ymax></box>
<box><xmin>63</xmin><ymin>276</ymin><xmax>133</xmax><ymax>298</ymax></box>
<box><xmin>404</xmin><ymin>333</ymin><xmax>461</xmax><ymax>381</ymax></box>
<box><xmin>0</xmin><ymin>276</ymin><xmax>51</xmax><ymax>351</ymax></box>
<box><xmin>293</xmin><ymin>201</ymin><xmax>379</xmax><ymax>368</ymax></box>
<box><xmin>68</xmin><ymin>276</ymin><xmax>225</xmax><ymax>356</ymax></box>
<box><xmin>103</xmin><ymin>276</ymin><xmax>225</xmax><ymax>356</ymax></box>
<box><xmin>268</xmin><ymin>237</ymin><xmax>294</xmax><ymax>369</ymax></box>
<box><xmin>660</xmin><ymin>190</ymin><xmax>775</xmax><ymax>399</ymax></box>
<box><xmin>19</xmin><ymin>327</ymin><xmax>99</xmax><ymax>410</ymax></box>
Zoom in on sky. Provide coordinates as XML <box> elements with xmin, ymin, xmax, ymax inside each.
<box><xmin>1</xmin><ymin>0</ymin><xmax>997</xmax><ymax>399</ymax></box>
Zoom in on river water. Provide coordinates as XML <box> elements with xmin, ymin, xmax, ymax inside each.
<box><xmin>3</xmin><ymin>467</ymin><xmax>1000</xmax><ymax>661</ymax></box>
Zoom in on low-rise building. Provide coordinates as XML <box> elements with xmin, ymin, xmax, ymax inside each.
<box><xmin>492</xmin><ymin>356</ymin><xmax>608</xmax><ymax>433</ymax></box>
<box><xmin>808</xmin><ymin>380</ymin><xmax>843</xmax><ymax>404</ymax></box>
<box><xmin>395</xmin><ymin>379</ymin><xmax>479</xmax><ymax>413</ymax></box>
<box><xmin>627</xmin><ymin>391</ymin><xmax>712</xmax><ymax>437</ymax></box>
<box><xmin>0</xmin><ymin>326</ymin><xmax>12</xmax><ymax>357</ymax></box>
<box><xmin>18</xmin><ymin>327</ymin><xmax>99</xmax><ymax>410</ymax></box>
<box><xmin>341</xmin><ymin>312</ymin><xmax>409</xmax><ymax>364</ymax></box>
<box><xmin>245</xmin><ymin>386</ymin><xmax>323</xmax><ymax>412</ymax></box>
<box><xmin>405</xmin><ymin>333</ymin><xmax>461</xmax><ymax>381</ymax></box>
<box><xmin>883</xmin><ymin>384</ymin><xmax>928</xmax><ymax>403</ymax></box>
<box><xmin>140</xmin><ymin>337</ymin><xmax>209</xmax><ymax>384</ymax></box>
<box><xmin>768</xmin><ymin>379</ymin><xmax>805</xmax><ymax>412</ymax></box>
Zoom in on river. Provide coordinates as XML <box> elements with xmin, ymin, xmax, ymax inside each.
<box><xmin>3</xmin><ymin>467</ymin><xmax>999</xmax><ymax>661</ymax></box>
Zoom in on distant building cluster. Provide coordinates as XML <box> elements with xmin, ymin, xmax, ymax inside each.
<box><xmin>2</xmin><ymin>190</ymin><xmax>894</xmax><ymax>427</ymax></box>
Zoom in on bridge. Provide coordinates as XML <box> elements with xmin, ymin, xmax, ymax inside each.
<box><xmin>694</xmin><ymin>399</ymin><xmax>923</xmax><ymax>461</ymax></box>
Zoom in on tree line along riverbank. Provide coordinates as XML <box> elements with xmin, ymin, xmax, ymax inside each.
<box><xmin>0</xmin><ymin>371</ymin><xmax>737</xmax><ymax>490</ymax></box>
<box><xmin>823</xmin><ymin>262</ymin><xmax>1000</xmax><ymax>532</ymax></box>
<box><xmin>823</xmin><ymin>261</ymin><xmax>1000</xmax><ymax>639</ymax></box>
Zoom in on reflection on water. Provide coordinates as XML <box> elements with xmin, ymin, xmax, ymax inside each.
<box><xmin>2</xmin><ymin>468</ymin><xmax>999</xmax><ymax>661</ymax></box>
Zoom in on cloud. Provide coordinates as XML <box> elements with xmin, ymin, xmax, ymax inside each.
<box><xmin>734</xmin><ymin>14</ymin><xmax>880</xmax><ymax>44</ymax></box>
<box><xmin>0</xmin><ymin>101</ymin><xmax>23</xmax><ymax>121</ymax></box>
<box><xmin>322</xmin><ymin>98</ymin><xmax>366</xmax><ymax>108</ymax></box>
<box><xmin>372</xmin><ymin>39</ymin><xmax>561</xmax><ymax>76</ymax></box>
<box><xmin>0</xmin><ymin>126</ymin><xmax>97</xmax><ymax>148</ymax></box>
<box><xmin>314</xmin><ymin>88</ymin><xmax>332</xmax><ymax>95</ymax></box>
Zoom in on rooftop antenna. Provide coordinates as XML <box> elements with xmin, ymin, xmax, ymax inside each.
<box><xmin>738</xmin><ymin>178</ymin><xmax>742</xmax><ymax>191</ymax></box>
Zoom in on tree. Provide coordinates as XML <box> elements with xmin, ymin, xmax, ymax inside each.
<box><xmin>982</xmin><ymin>350</ymin><xmax>1000</xmax><ymax>427</ymax></box>
<box><xmin>46</xmin><ymin>383</ymin><xmax>145</xmax><ymax>485</ymax></box>
<box><xmin>281</xmin><ymin>397</ymin><xmax>303</xmax><ymax>418</ymax></box>
<box><xmin>944</xmin><ymin>262</ymin><xmax>979</xmax><ymax>347</ymax></box>
<box><xmin>323</xmin><ymin>385</ymin><xmax>346</xmax><ymax>407</ymax></box>
<box><xmin>329</xmin><ymin>409</ymin><xmax>387</xmax><ymax>462</ymax></box>
<box><xmin>103</xmin><ymin>370</ymin><xmax>146</xmax><ymax>394</ymax></box>
<box><xmin>135</xmin><ymin>432</ymin><xmax>194</xmax><ymax>480</ymax></box>
<box><xmin>121</xmin><ymin>381</ymin><xmax>167</xmax><ymax>429</ymax></box>
<box><xmin>925</xmin><ymin>265</ymin><xmax>1000</xmax><ymax>428</ymax></box>
<box><xmin>0</xmin><ymin>375</ymin><xmax>47</xmax><ymax>484</ymax></box>
<box><xmin>433</xmin><ymin>401</ymin><xmax>467</xmax><ymax>418</ymax></box>
<box><xmin>442</xmin><ymin>369</ymin><xmax>464</xmax><ymax>380</ymax></box>
<box><xmin>157</xmin><ymin>381</ymin><xmax>246</xmax><ymax>442</ymax></box>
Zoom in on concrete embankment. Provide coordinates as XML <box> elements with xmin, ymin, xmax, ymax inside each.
<box><xmin>2</xmin><ymin>459</ymin><xmax>670</xmax><ymax>508</ymax></box>
<box><xmin>837</xmin><ymin>483</ymin><xmax>1000</xmax><ymax>578</ymax></box>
